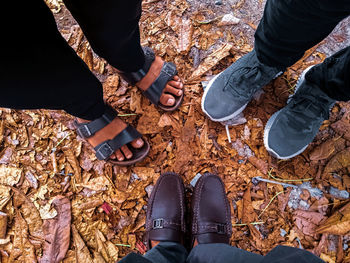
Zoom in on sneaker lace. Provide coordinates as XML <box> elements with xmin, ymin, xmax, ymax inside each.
<box><xmin>223</xmin><ymin>65</ymin><xmax>263</xmax><ymax>99</ymax></box>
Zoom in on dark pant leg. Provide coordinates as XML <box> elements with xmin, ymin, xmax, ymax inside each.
<box><xmin>255</xmin><ymin>0</ymin><xmax>350</xmax><ymax>69</ymax></box>
<box><xmin>0</xmin><ymin>0</ymin><xmax>105</xmax><ymax>120</ymax></box>
<box><xmin>63</xmin><ymin>0</ymin><xmax>145</xmax><ymax>72</ymax></box>
<box><xmin>186</xmin><ymin>243</ymin><xmax>263</xmax><ymax>263</ymax></box>
<box><xmin>306</xmin><ymin>47</ymin><xmax>350</xmax><ymax>101</ymax></box>
<box><xmin>261</xmin><ymin>245</ymin><xmax>324</xmax><ymax>263</ymax></box>
<box><xmin>120</xmin><ymin>242</ymin><xmax>188</xmax><ymax>263</ymax></box>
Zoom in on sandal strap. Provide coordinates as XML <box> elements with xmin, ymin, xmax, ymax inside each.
<box><xmin>196</xmin><ymin>222</ymin><xmax>228</xmax><ymax>235</ymax></box>
<box><xmin>75</xmin><ymin>105</ymin><xmax>116</xmax><ymax>138</ymax></box>
<box><xmin>119</xmin><ymin>47</ymin><xmax>155</xmax><ymax>85</ymax></box>
<box><xmin>94</xmin><ymin>125</ymin><xmax>142</xmax><ymax>160</ymax></box>
<box><xmin>143</xmin><ymin>62</ymin><xmax>178</xmax><ymax>105</ymax></box>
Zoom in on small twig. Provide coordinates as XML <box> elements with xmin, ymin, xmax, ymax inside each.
<box><xmin>232</xmin><ymin>221</ymin><xmax>264</xmax><ymax>227</ymax></box>
<box><xmin>267</xmin><ymin>168</ymin><xmax>313</xmax><ymax>182</ymax></box>
<box><xmin>52</xmin><ymin>132</ymin><xmax>71</xmax><ymax>153</ymax></box>
<box><xmin>258</xmin><ymin>191</ymin><xmax>284</xmax><ymax>219</ymax></box>
<box><xmin>118</xmin><ymin>113</ymin><xmax>137</xmax><ymax>117</ymax></box>
<box><xmin>252</xmin><ymin>176</ymin><xmax>298</xmax><ymax>188</ymax></box>
<box><xmin>115</xmin><ymin>243</ymin><xmax>131</xmax><ymax>247</ymax></box>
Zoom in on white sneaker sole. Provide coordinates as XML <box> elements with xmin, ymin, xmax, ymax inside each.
<box><xmin>263</xmin><ymin>66</ymin><xmax>315</xmax><ymax>160</ymax></box>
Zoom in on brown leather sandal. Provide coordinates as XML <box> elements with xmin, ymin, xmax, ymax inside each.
<box><xmin>191</xmin><ymin>173</ymin><xmax>232</xmax><ymax>246</ymax></box>
<box><xmin>74</xmin><ymin>104</ymin><xmax>150</xmax><ymax>166</ymax></box>
<box><xmin>145</xmin><ymin>172</ymin><xmax>186</xmax><ymax>250</ymax></box>
<box><xmin>119</xmin><ymin>47</ymin><xmax>184</xmax><ymax>112</ymax></box>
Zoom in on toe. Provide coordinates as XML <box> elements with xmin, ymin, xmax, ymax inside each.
<box><xmin>165</xmin><ymin>85</ymin><xmax>183</xmax><ymax>97</ymax></box>
<box><xmin>131</xmin><ymin>138</ymin><xmax>144</xmax><ymax>149</ymax></box>
<box><xmin>160</xmin><ymin>94</ymin><xmax>175</xmax><ymax>106</ymax></box>
<box><xmin>121</xmin><ymin>145</ymin><xmax>133</xmax><ymax>159</ymax></box>
<box><xmin>167</xmin><ymin>79</ymin><xmax>183</xmax><ymax>89</ymax></box>
<box><xmin>115</xmin><ymin>150</ymin><xmax>125</xmax><ymax>161</ymax></box>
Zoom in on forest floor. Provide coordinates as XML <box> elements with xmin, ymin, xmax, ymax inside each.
<box><xmin>0</xmin><ymin>0</ymin><xmax>350</xmax><ymax>262</ymax></box>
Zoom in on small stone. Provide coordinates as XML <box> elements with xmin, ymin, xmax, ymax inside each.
<box><xmin>215</xmin><ymin>0</ymin><xmax>223</xmax><ymax>5</ymax></box>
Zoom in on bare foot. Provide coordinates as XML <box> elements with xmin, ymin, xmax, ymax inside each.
<box><xmin>77</xmin><ymin>117</ymin><xmax>144</xmax><ymax>161</ymax></box>
<box><xmin>136</xmin><ymin>56</ymin><xmax>184</xmax><ymax>107</ymax></box>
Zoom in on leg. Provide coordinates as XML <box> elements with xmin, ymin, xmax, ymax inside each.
<box><xmin>120</xmin><ymin>242</ymin><xmax>187</xmax><ymax>263</ymax></box>
<box><xmin>0</xmin><ymin>0</ymin><xmax>146</xmax><ymax>164</ymax></box>
<box><xmin>201</xmin><ymin>0</ymin><xmax>349</xmax><ymax>122</ymax></box>
<box><xmin>255</xmin><ymin>0</ymin><xmax>350</xmax><ymax>68</ymax></box>
<box><xmin>63</xmin><ymin>0</ymin><xmax>184</xmax><ymax>109</ymax></box>
<box><xmin>306</xmin><ymin>47</ymin><xmax>350</xmax><ymax>101</ymax></box>
<box><xmin>186</xmin><ymin>243</ymin><xmax>263</xmax><ymax>263</ymax></box>
<box><xmin>144</xmin><ymin>242</ymin><xmax>188</xmax><ymax>263</ymax></box>
<box><xmin>1</xmin><ymin>0</ymin><xmax>105</xmax><ymax>120</ymax></box>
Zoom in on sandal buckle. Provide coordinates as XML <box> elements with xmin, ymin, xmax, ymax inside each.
<box><xmin>152</xmin><ymin>218</ymin><xmax>164</xmax><ymax>229</ymax></box>
<box><xmin>77</xmin><ymin>124</ymin><xmax>93</xmax><ymax>138</ymax></box>
<box><xmin>95</xmin><ymin>142</ymin><xmax>114</xmax><ymax>160</ymax></box>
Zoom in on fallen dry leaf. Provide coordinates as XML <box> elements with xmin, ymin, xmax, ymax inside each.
<box><xmin>293</xmin><ymin>210</ymin><xmax>326</xmax><ymax>238</ymax></box>
<box><xmin>189</xmin><ymin>43</ymin><xmax>233</xmax><ymax>81</ymax></box>
<box><xmin>9</xmin><ymin>211</ymin><xmax>37</xmax><ymax>262</ymax></box>
<box><xmin>323</xmin><ymin>148</ymin><xmax>350</xmax><ymax>176</ymax></box>
<box><xmin>72</xmin><ymin>225</ymin><xmax>94</xmax><ymax>263</ymax></box>
<box><xmin>41</xmin><ymin>196</ymin><xmax>71</xmax><ymax>263</ymax></box>
<box><xmin>0</xmin><ymin>165</ymin><xmax>22</xmax><ymax>186</ymax></box>
<box><xmin>309</xmin><ymin>139</ymin><xmax>336</xmax><ymax>161</ymax></box>
<box><xmin>316</xmin><ymin>202</ymin><xmax>350</xmax><ymax>235</ymax></box>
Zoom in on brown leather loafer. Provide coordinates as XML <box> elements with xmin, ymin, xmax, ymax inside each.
<box><xmin>145</xmin><ymin>172</ymin><xmax>186</xmax><ymax>249</ymax></box>
<box><xmin>191</xmin><ymin>173</ymin><xmax>232</xmax><ymax>245</ymax></box>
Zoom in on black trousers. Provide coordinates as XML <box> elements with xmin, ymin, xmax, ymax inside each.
<box><xmin>255</xmin><ymin>0</ymin><xmax>350</xmax><ymax>101</ymax></box>
<box><xmin>119</xmin><ymin>242</ymin><xmax>324</xmax><ymax>263</ymax></box>
<box><xmin>0</xmin><ymin>0</ymin><xmax>349</xmax><ymax>120</ymax></box>
<box><xmin>1</xmin><ymin>0</ymin><xmax>144</xmax><ymax>120</ymax></box>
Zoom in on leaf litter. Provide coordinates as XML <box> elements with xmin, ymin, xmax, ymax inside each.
<box><xmin>0</xmin><ymin>0</ymin><xmax>349</xmax><ymax>262</ymax></box>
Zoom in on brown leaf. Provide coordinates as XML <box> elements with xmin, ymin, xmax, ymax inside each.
<box><xmin>72</xmin><ymin>225</ymin><xmax>94</xmax><ymax>263</ymax></box>
<box><xmin>63</xmin><ymin>148</ymin><xmax>82</xmax><ymax>183</ymax></box>
<box><xmin>293</xmin><ymin>210</ymin><xmax>326</xmax><ymax>238</ymax></box>
<box><xmin>41</xmin><ymin>196</ymin><xmax>71</xmax><ymax>263</ymax></box>
<box><xmin>177</xmin><ymin>18</ymin><xmax>193</xmax><ymax>54</ymax></box>
<box><xmin>248</xmin><ymin>156</ymin><xmax>268</xmax><ymax>174</ymax></box>
<box><xmin>9</xmin><ymin>211</ymin><xmax>37</xmax><ymax>262</ymax></box>
<box><xmin>331</xmin><ymin>116</ymin><xmax>350</xmax><ymax>141</ymax></box>
<box><xmin>189</xmin><ymin>43</ymin><xmax>233</xmax><ymax>81</ymax></box>
<box><xmin>323</xmin><ymin>148</ymin><xmax>350</xmax><ymax>176</ymax></box>
<box><xmin>316</xmin><ymin>202</ymin><xmax>350</xmax><ymax>235</ymax></box>
<box><xmin>309</xmin><ymin>139</ymin><xmax>336</xmax><ymax>161</ymax></box>
<box><xmin>136</xmin><ymin>106</ymin><xmax>161</xmax><ymax>134</ymax></box>
<box><xmin>95</xmin><ymin>229</ymin><xmax>119</xmax><ymax>262</ymax></box>
<box><xmin>11</xmin><ymin>187</ymin><xmax>44</xmax><ymax>239</ymax></box>
<box><xmin>0</xmin><ymin>165</ymin><xmax>22</xmax><ymax>186</ymax></box>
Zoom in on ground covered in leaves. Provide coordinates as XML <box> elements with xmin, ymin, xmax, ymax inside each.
<box><xmin>0</xmin><ymin>0</ymin><xmax>350</xmax><ymax>262</ymax></box>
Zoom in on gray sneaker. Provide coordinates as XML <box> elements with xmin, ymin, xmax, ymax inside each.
<box><xmin>264</xmin><ymin>66</ymin><xmax>336</xmax><ymax>159</ymax></box>
<box><xmin>201</xmin><ymin>49</ymin><xmax>282</xmax><ymax>122</ymax></box>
